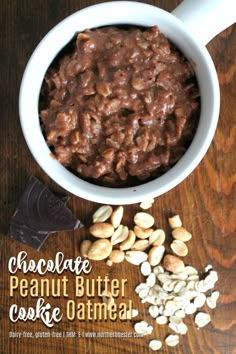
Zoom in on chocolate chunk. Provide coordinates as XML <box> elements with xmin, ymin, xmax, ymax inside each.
<box><xmin>8</xmin><ymin>223</ymin><xmax>50</xmax><ymax>251</ymax></box>
<box><xmin>7</xmin><ymin>176</ymin><xmax>82</xmax><ymax>250</ymax></box>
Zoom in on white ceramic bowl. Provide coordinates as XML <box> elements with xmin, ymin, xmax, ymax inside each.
<box><xmin>19</xmin><ymin>1</ymin><xmax>232</xmax><ymax>205</ymax></box>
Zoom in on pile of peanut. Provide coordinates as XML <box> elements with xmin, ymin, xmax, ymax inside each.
<box><xmin>79</xmin><ymin>200</ymin><xmax>220</xmax><ymax>351</ymax></box>
<box><xmin>80</xmin><ymin>199</ymin><xmax>187</xmax><ymax>265</ymax></box>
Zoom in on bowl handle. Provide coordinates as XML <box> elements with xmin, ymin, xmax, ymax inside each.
<box><xmin>172</xmin><ymin>0</ymin><xmax>236</xmax><ymax>46</ymax></box>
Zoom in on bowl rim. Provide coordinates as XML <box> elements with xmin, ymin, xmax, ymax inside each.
<box><xmin>19</xmin><ymin>1</ymin><xmax>220</xmax><ymax>204</ymax></box>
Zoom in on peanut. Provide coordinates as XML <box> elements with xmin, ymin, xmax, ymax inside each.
<box><xmin>92</xmin><ymin>205</ymin><xmax>113</xmax><ymax>223</ymax></box>
<box><xmin>119</xmin><ymin>230</ymin><xmax>136</xmax><ymax>251</ymax></box>
<box><xmin>87</xmin><ymin>239</ymin><xmax>112</xmax><ymax>260</ymax></box>
<box><xmin>194</xmin><ymin>312</ymin><xmax>211</xmax><ymax>328</ymax></box>
<box><xmin>111</xmin><ymin>206</ymin><xmax>124</xmax><ymax>228</ymax></box>
<box><xmin>170</xmin><ymin>240</ymin><xmax>188</xmax><ymax>257</ymax></box>
<box><xmin>168</xmin><ymin>215</ymin><xmax>182</xmax><ymax>229</ymax></box>
<box><xmin>163</xmin><ymin>254</ymin><xmax>185</xmax><ymax>273</ymax></box>
<box><xmin>125</xmin><ymin>251</ymin><xmax>148</xmax><ymax>265</ymax></box>
<box><xmin>134</xmin><ymin>225</ymin><xmax>153</xmax><ymax>239</ymax></box>
<box><xmin>131</xmin><ymin>239</ymin><xmax>149</xmax><ymax>251</ymax></box>
<box><xmin>172</xmin><ymin>227</ymin><xmax>192</xmax><ymax>242</ymax></box>
<box><xmin>148</xmin><ymin>245</ymin><xmax>165</xmax><ymax>266</ymax></box>
<box><xmin>108</xmin><ymin>250</ymin><xmax>125</xmax><ymax>263</ymax></box>
<box><xmin>111</xmin><ymin>225</ymin><xmax>129</xmax><ymax>245</ymax></box>
<box><xmin>140</xmin><ymin>199</ymin><xmax>154</xmax><ymax>210</ymax></box>
<box><xmin>80</xmin><ymin>240</ymin><xmax>92</xmax><ymax>257</ymax></box>
<box><xmin>134</xmin><ymin>212</ymin><xmax>155</xmax><ymax>229</ymax></box>
<box><xmin>89</xmin><ymin>223</ymin><xmax>114</xmax><ymax>238</ymax></box>
<box><xmin>165</xmin><ymin>334</ymin><xmax>179</xmax><ymax>347</ymax></box>
<box><xmin>149</xmin><ymin>229</ymin><xmax>165</xmax><ymax>246</ymax></box>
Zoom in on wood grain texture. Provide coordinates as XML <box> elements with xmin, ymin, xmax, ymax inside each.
<box><xmin>0</xmin><ymin>1</ymin><xmax>235</xmax><ymax>353</ymax></box>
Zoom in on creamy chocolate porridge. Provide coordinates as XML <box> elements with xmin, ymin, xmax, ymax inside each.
<box><xmin>40</xmin><ymin>26</ymin><xmax>200</xmax><ymax>187</ymax></box>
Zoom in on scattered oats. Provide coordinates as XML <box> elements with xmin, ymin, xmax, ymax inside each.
<box><xmin>121</xmin><ymin>308</ymin><xmax>139</xmax><ymax>320</ymax></box>
<box><xmin>181</xmin><ymin>289</ymin><xmax>199</xmax><ymax>300</ymax></box>
<box><xmin>195</xmin><ymin>280</ymin><xmax>207</xmax><ymax>293</ymax></box>
<box><xmin>211</xmin><ymin>290</ymin><xmax>220</xmax><ymax>303</ymax></box>
<box><xmin>206</xmin><ymin>297</ymin><xmax>216</xmax><ymax>309</ymax></box>
<box><xmin>165</xmin><ymin>300</ymin><xmax>178</xmax><ymax>312</ymax></box>
<box><xmin>131</xmin><ymin>309</ymin><xmax>139</xmax><ymax>318</ymax></box>
<box><xmin>139</xmin><ymin>287</ymin><xmax>150</xmax><ymax>299</ymax></box>
<box><xmin>184</xmin><ymin>265</ymin><xmax>198</xmax><ymax>275</ymax></box>
<box><xmin>174</xmin><ymin>280</ymin><xmax>187</xmax><ymax>293</ymax></box>
<box><xmin>156</xmin><ymin>315</ymin><xmax>168</xmax><ymax>325</ymax></box>
<box><xmin>149</xmin><ymin>339</ymin><xmax>162</xmax><ymax>351</ymax></box>
<box><xmin>187</xmin><ymin>275</ymin><xmax>199</xmax><ymax>281</ymax></box>
<box><xmin>169</xmin><ymin>321</ymin><xmax>188</xmax><ymax>335</ymax></box>
<box><xmin>195</xmin><ymin>312</ymin><xmax>211</xmax><ymax>328</ymax></box>
<box><xmin>157</xmin><ymin>273</ymin><xmax>171</xmax><ymax>284</ymax></box>
<box><xmin>203</xmin><ymin>270</ymin><xmax>218</xmax><ymax>290</ymax></box>
<box><xmin>178</xmin><ymin>322</ymin><xmax>188</xmax><ymax>335</ymax></box>
<box><xmin>134</xmin><ymin>321</ymin><xmax>153</xmax><ymax>335</ymax></box>
<box><xmin>149</xmin><ymin>305</ymin><xmax>159</xmax><ymax>318</ymax></box>
<box><xmin>146</xmin><ymin>272</ymin><xmax>156</xmax><ymax>287</ymax></box>
<box><xmin>210</xmin><ymin>270</ymin><xmax>218</xmax><ymax>280</ymax></box>
<box><xmin>174</xmin><ymin>295</ymin><xmax>190</xmax><ymax>308</ymax></box>
<box><xmin>205</xmin><ymin>264</ymin><xmax>213</xmax><ymax>272</ymax></box>
<box><xmin>163</xmin><ymin>308</ymin><xmax>175</xmax><ymax>317</ymax></box>
<box><xmin>194</xmin><ymin>293</ymin><xmax>206</xmax><ymax>308</ymax></box>
<box><xmin>163</xmin><ymin>281</ymin><xmax>176</xmax><ymax>292</ymax></box>
<box><xmin>165</xmin><ymin>334</ymin><xmax>179</xmax><ymax>347</ymax></box>
<box><xmin>171</xmin><ymin>272</ymin><xmax>188</xmax><ymax>281</ymax></box>
<box><xmin>175</xmin><ymin>309</ymin><xmax>186</xmax><ymax>318</ymax></box>
<box><xmin>141</xmin><ymin>295</ymin><xmax>158</xmax><ymax>305</ymax></box>
<box><xmin>184</xmin><ymin>303</ymin><xmax>197</xmax><ymax>315</ymax></box>
<box><xmin>135</xmin><ymin>282</ymin><xmax>148</xmax><ymax>294</ymax></box>
<box><xmin>153</xmin><ymin>265</ymin><xmax>165</xmax><ymax>275</ymax></box>
<box><xmin>206</xmin><ymin>291</ymin><xmax>220</xmax><ymax>309</ymax></box>
<box><xmin>186</xmin><ymin>280</ymin><xmax>196</xmax><ymax>290</ymax></box>
<box><xmin>169</xmin><ymin>315</ymin><xmax>182</xmax><ymax>324</ymax></box>
<box><xmin>149</xmin><ymin>284</ymin><xmax>163</xmax><ymax>295</ymax></box>
<box><xmin>140</xmin><ymin>261</ymin><xmax>152</xmax><ymax>276</ymax></box>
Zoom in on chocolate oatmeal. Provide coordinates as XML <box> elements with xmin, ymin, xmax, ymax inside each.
<box><xmin>40</xmin><ymin>26</ymin><xmax>200</xmax><ymax>186</ymax></box>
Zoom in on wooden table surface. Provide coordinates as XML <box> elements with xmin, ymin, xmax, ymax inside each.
<box><xmin>0</xmin><ymin>1</ymin><xmax>235</xmax><ymax>353</ymax></box>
